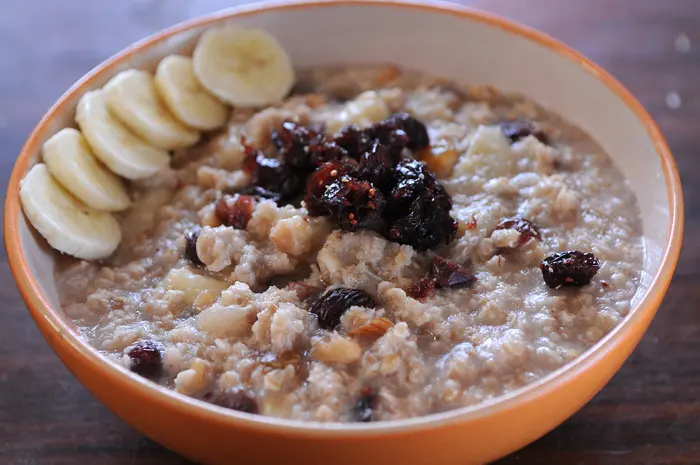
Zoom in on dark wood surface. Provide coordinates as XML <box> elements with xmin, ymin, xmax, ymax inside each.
<box><xmin>0</xmin><ymin>1</ymin><xmax>697</xmax><ymax>463</ymax></box>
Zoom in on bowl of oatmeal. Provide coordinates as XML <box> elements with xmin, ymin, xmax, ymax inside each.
<box><xmin>4</xmin><ymin>1</ymin><xmax>683</xmax><ymax>464</ymax></box>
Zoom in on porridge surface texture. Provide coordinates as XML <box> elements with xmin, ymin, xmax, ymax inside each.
<box><xmin>56</xmin><ymin>66</ymin><xmax>643</xmax><ymax>423</ymax></box>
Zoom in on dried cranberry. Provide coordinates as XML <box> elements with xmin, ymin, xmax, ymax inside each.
<box><xmin>540</xmin><ymin>251</ymin><xmax>601</xmax><ymax>288</ymax></box>
<box><xmin>406</xmin><ymin>277</ymin><xmax>437</xmax><ymax>300</ymax></box>
<box><xmin>211</xmin><ymin>389</ymin><xmax>259</xmax><ymax>414</ymax></box>
<box><xmin>431</xmin><ymin>256</ymin><xmax>477</xmax><ymax>289</ymax></box>
<box><xmin>493</xmin><ymin>216</ymin><xmax>542</xmax><ymax>245</ymax></box>
<box><xmin>374</xmin><ymin>113</ymin><xmax>430</xmax><ymax>150</ymax></box>
<box><xmin>322</xmin><ymin>177</ymin><xmax>386</xmax><ymax>232</ymax></box>
<box><xmin>334</xmin><ymin>125</ymin><xmax>374</xmax><ymax>160</ymax></box>
<box><xmin>127</xmin><ymin>340</ymin><xmax>163</xmax><ymax>377</ymax></box>
<box><xmin>357</xmin><ymin>141</ymin><xmax>395</xmax><ymax>191</ymax></box>
<box><xmin>236</xmin><ymin>186</ymin><xmax>283</xmax><ymax>204</ymax></box>
<box><xmin>352</xmin><ymin>388</ymin><xmax>377</xmax><ymax>422</ymax></box>
<box><xmin>500</xmin><ymin>120</ymin><xmax>548</xmax><ymax>144</ymax></box>
<box><xmin>215</xmin><ymin>195</ymin><xmax>255</xmax><ymax>229</ymax></box>
<box><xmin>304</xmin><ymin>162</ymin><xmax>356</xmax><ymax>216</ymax></box>
<box><xmin>184</xmin><ymin>229</ymin><xmax>203</xmax><ymax>266</ymax></box>
<box><xmin>310</xmin><ymin>288</ymin><xmax>376</xmax><ymax>330</ymax></box>
<box><xmin>386</xmin><ymin>190</ymin><xmax>457</xmax><ymax>251</ymax></box>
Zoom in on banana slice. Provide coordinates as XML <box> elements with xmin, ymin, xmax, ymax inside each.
<box><xmin>76</xmin><ymin>90</ymin><xmax>170</xmax><ymax>180</ymax></box>
<box><xmin>155</xmin><ymin>55</ymin><xmax>229</xmax><ymax>131</ymax></box>
<box><xmin>193</xmin><ymin>26</ymin><xmax>295</xmax><ymax>108</ymax></box>
<box><xmin>104</xmin><ymin>69</ymin><xmax>200</xmax><ymax>150</ymax></box>
<box><xmin>42</xmin><ymin>128</ymin><xmax>130</xmax><ymax>212</ymax></box>
<box><xmin>19</xmin><ymin>164</ymin><xmax>122</xmax><ymax>260</ymax></box>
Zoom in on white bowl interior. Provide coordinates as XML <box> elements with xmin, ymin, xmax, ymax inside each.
<box><xmin>20</xmin><ymin>2</ymin><xmax>667</xmax><ymax>319</ymax></box>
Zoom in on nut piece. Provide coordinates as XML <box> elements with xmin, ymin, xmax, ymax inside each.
<box><xmin>418</xmin><ymin>144</ymin><xmax>459</xmax><ymax>178</ymax></box>
<box><xmin>310</xmin><ymin>335</ymin><xmax>362</xmax><ymax>364</ymax></box>
<box><xmin>348</xmin><ymin>318</ymin><xmax>394</xmax><ymax>338</ymax></box>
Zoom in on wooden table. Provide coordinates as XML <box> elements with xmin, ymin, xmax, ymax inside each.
<box><xmin>0</xmin><ymin>1</ymin><xmax>696</xmax><ymax>463</ymax></box>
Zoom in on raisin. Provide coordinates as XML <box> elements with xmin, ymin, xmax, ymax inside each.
<box><xmin>500</xmin><ymin>120</ymin><xmax>548</xmax><ymax>144</ymax></box>
<box><xmin>386</xmin><ymin>159</ymin><xmax>437</xmax><ymax>216</ymax></box>
<box><xmin>215</xmin><ymin>195</ymin><xmax>255</xmax><ymax>229</ymax></box>
<box><xmin>540</xmin><ymin>251</ymin><xmax>601</xmax><ymax>288</ymax></box>
<box><xmin>334</xmin><ymin>125</ymin><xmax>374</xmax><ymax>160</ymax></box>
<box><xmin>184</xmin><ymin>229</ymin><xmax>203</xmax><ymax>266</ymax></box>
<box><xmin>384</xmin><ymin>158</ymin><xmax>456</xmax><ymax>250</ymax></box>
<box><xmin>431</xmin><ymin>256</ymin><xmax>477</xmax><ymax>289</ymax></box>
<box><xmin>256</xmin><ymin>155</ymin><xmax>302</xmax><ymax>197</ymax></box>
<box><xmin>386</xmin><ymin>190</ymin><xmax>457</xmax><ymax>250</ymax></box>
<box><xmin>493</xmin><ymin>216</ymin><xmax>542</xmax><ymax>245</ymax></box>
<box><xmin>304</xmin><ymin>162</ymin><xmax>356</xmax><ymax>216</ymax></box>
<box><xmin>406</xmin><ymin>277</ymin><xmax>437</xmax><ymax>300</ymax></box>
<box><xmin>375</xmin><ymin>113</ymin><xmax>430</xmax><ymax>150</ymax></box>
<box><xmin>272</xmin><ymin>120</ymin><xmax>314</xmax><ymax>168</ymax></box>
<box><xmin>322</xmin><ymin>177</ymin><xmax>386</xmax><ymax>232</ymax></box>
<box><xmin>352</xmin><ymin>387</ymin><xmax>377</xmax><ymax>422</ymax></box>
<box><xmin>310</xmin><ymin>288</ymin><xmax>376</xmax><ymax>330</ymax></box>
<box><xmin>211</xmin><ymin>389</ymin><xmax>259</xmax><ymax>414</ymax></box>
<box><xmin>357</xmin><ymin>141</ymin><xmax>394</xmax><ymax>191</ymax></box>
<box><xmin>236</xmin><ymin>186</ymin><xmax>283</xmax><ymax>204</ymax></box>
<box><xmin>308</xmin><ymin>138</ymin><xmax>348</xmax><ymax>167</ymax></box>
<box><xmin>127</xmin><ymin>340</ymin><xmax>163</xmax><ymax>377</ymax></box>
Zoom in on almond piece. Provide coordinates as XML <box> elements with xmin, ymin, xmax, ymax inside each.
<box><xmin>348</xmin><ymin>317</ymin><xmax>394</xmax><ymax>338</ymax></box>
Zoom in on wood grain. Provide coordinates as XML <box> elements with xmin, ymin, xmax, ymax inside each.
<box><xmin>0</xmin><ymin>1</ymin><xmax>696</xmax><ymax>464</ymax></box>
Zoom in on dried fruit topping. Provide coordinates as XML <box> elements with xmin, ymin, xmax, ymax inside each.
<box><xmin>387</xmin><ymin>159</ymin><xmax>433</xmax><ymax>212</ymax></box>
<box><xmin>287</xmin><ymin>281</ymin><xmax>324</xmax><ymax>301</ymax></box>
<box><xmin>215</xmin><ymin>195</ymin><xmax>255</xmax><ymax>230</ymax></box>
<box><xmin>235</xmin><ymin>185</ymin><xmax>283</xmax><ymax>204</ymax></box>
<box><xmin>405</xmin><ymin>277</ymin><xmax>437</xmax><ymax>300</ymax></box>
<box><xmin>386</xmin><ymin>189</ymin><xmax>457</xmax><ymax>251</ymax></box>
<box><xmin>431</xmin><ymin>256</ymin><xmax>477</xmax><ymax>289</ymax></box>
<box><xmin>348</xmin><ymin>317</ymin><xmax>394</xmax><ymax>338</ymax></box>
<box><xmin>493</xmin><ymin>216</ymin><xmax>542</xmax><ymax>245</ymax></box>
<box><xmin>241</xmin><ymin>113</ymin><xmax>455</xmax><ymax>252</ymax></box>
<box><xmin>382</xmin><ymin>160</ymin><xmax>456</xmax><ymax>250</ymax></box>
<box><xmin>245</xmin><ymin>153</ymin><xmax>302</xmax><ymax>198</ymax></box>
<box><xmin>184</xmin><ymin>229</ymin><xmax>203</xmax><ymax>266</ymax></box>
<box><xmin>304</xmin><ymin>161</ymin><xmax>356</xmax><ymax>216</ymax></box>
<box><xmin>357</xmin><ymin>141</ymin><xmax>395</xmax><ymax>191</ymax></box>
<box><xmin>540</xmin><ymin>251</ymin><xmax>600</xmax><ymax>288</ymax></box>
<box><xmin>375</xmin><ymin>112</ymin><xmax>430</xmax><ymax>150</ymax></box>
<box><xmin>310</xmin><ymin>288</ymin><xmax>377</xmax><ymax>330</ymax></box>
<box><xmin>334</xmin><ymin>125</ymin><xmax>374</xmax><ymax>160</ymax></box>
<box><xmin>322</xmin><ymin>177</ymin><xmax>386</xmax><ymax>232</ymax></box>
<box><xmin>500</xmin><ymin>120</ymin><xmax>548</xmax><ymax>144</ymax></box>
<box><xmin>272</xmin><ymin>120</ymin><xmax>315</xmax><ymax>168</ymax></box>
<box><xmin>127</xmin><ymin>340</ymin><xmax>163</xmax><ymax>377</ymax></box>
<box><xmin>211</xmin><ymin>389</ymin><xmax>259</xmax><ymax>414</ymax></box>
<box><xmin>352</xmin><ymin>387</ymin><xmax>377</xmax><ymax>422</ymax></box>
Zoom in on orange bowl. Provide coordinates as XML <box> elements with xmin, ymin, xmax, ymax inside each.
<box><xmin>4</xmin><ymin>1</ymin><xmax>683</xmax><ymax>464</ymax></box>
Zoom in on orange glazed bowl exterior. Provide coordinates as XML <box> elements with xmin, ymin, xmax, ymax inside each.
<box><xmin>4</xmin><ymin>1</ymin><xmax>683</xmax><ymax>464</ymax></box>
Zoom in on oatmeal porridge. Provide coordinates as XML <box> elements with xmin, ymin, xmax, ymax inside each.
<box><xmin>23</xmin><ymin>27</ymin><xmax>642</xmax><ymax>423</ymax></box>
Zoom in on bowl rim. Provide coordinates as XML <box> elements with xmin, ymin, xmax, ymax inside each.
<box><xmin>4</xmin><ymin>0</ymin><xmax>683</xmax><ymax>437</ymax></box>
